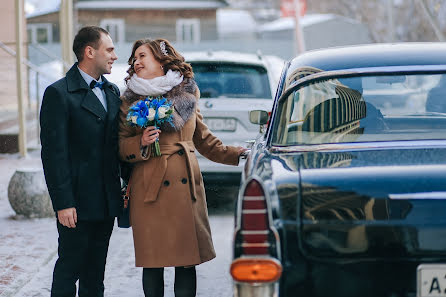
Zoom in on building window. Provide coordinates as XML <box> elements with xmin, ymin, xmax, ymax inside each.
<box><xmin>100</xmin><ymin>19</ymin><xmax>125</xmax><ymax>43</ymax></box>
<box><xmin>27</xmin><ymin>23</ymin><xmax>53</xmax><ymax>44</ymax></box>
<box><xmin>176</xmin><ymin>19</ymin><xmax>200</xmax><ymax>43</ymax></box>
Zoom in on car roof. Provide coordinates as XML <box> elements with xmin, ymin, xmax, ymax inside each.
<box><xmin>183</xmin><ymin>51</ymin><xmax>273</xmax><ymax>67</ymax></box>
<box><xmin>288</xmin><ymin>43</ymin><xmax>446</xmax><ymax>75</ymax></box>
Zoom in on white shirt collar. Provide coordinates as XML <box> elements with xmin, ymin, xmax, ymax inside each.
<box><xmin>77</xmin><ymin>66</ymin><xmax>103</xmax><ymax>87</ymax></box>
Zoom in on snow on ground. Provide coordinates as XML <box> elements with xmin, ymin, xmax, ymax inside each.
<box><xmin>0</xmin><ymin>151</ymin><xmax>234</xmax><ymax>297</ymax></box>
<box><xmin>0</xmin><ymin>151</ymin><xmax>56</xmax><ymax>297</ymax></box>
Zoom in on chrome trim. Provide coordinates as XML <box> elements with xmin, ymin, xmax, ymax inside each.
<box><xmin>241</xmin><ymin>230</ymin><xmax>269</xmax><ymax>235</ymax></box>
<box><xmin>269</xmin><ymin>139</ymin><xmax>446</xmax><ymax>153</ymax></box>
<box><xmin>243</xmin><ymin>196</ymin><xmax>265</xmax><ymax>201</ymax></box>
<box><xmin>389</xmin><ymin>191</ymin><xmax>446</xmax><ymax>200</ymax></box>
<box><xmin>242</xmin><ymin>209</ymin><xmax>268</xmax><ymax>214</ymax></box>
<box><xmin>241</xmin><ymin>243</ymin><xmax>270</xmax><ymax>248</ymax></box>
<box><xmin>234</xmin><ymin>283</ymin><xmax>278</xmax><ymax>297</ymax></box>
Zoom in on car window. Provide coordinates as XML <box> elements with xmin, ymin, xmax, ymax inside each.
<box><xmin>190</xmin><ymin>63</ymin><xmax>272</xmax><ymax>99</ymax></box>
<box><xmin>272</xmin><ymin>73</ymin><xmax>446</xmax><ymax>145</ymax></box>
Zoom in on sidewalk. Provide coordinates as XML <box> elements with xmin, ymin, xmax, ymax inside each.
<box><xmin>0</xmin><ymin>150</ymin><xmax>234</xmax><ymax>297</ymax></box>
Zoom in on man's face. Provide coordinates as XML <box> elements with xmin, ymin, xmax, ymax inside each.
<box><xmin>93</xmin><ymin>33</ymin><xmax>118</xmax><ymax>76</ymax></box>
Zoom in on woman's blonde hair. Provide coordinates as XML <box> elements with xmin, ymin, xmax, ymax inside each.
<box><xmin>125</xmin><ymin>38</ymin><xmax>194</xmax><ymax>84</ymax></box>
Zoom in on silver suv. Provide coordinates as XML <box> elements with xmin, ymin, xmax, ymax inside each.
<box><xmin>184</xmin><ymin>51</ymin><xmax>284</xmax><ymax>185</ymax></box>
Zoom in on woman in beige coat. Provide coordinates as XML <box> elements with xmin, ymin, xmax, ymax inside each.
<box><xmin>118</xmin><ymin>38</ymin><xmax>245</xmax><ymax>297</ymax></box>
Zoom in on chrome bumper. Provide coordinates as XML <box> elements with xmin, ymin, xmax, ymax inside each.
<box><xmin>233</xmin><ymin>282</ymin><xmax>278</xmax><ymax>297</ymax></box>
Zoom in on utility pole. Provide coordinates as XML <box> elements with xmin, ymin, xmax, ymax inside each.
<box><xmin>15</xmin><ymin>0</ymin><xmax>27</xmax><ymax>157</ymax></box>
<box><xmin>387</xmin><ymin>0</ymin><xmax>394</xmax><ymax>42</ymax></box>
<box><xmin>294</xmin><ymin>0</ymin><xmax>305</xmax><ymax>55</ymax></box>
<box><xmin>60</xmin><ymin>0</ymin><xmax>74</xmax><ymax>74</ymax></box>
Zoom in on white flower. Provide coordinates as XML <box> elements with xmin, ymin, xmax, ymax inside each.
<box><xmin>147</xmin><ymin>108</ymin><xmax>156</xmax><ymax>121</ymax></box>
<box><xmin>131</xmin><ymin>116</ymin><xmax>138</xmax><ymax>124</ymax></box>
<box><xmin>158</xmin><ymin>106</ymin><xmax>168</xmax><ymax>119</ymax></box>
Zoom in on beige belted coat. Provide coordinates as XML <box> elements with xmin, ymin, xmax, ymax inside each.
<box><xmin>118</xmin><ymin>78</ymin><xmax>240</xmax><ymax>268</ymax></box>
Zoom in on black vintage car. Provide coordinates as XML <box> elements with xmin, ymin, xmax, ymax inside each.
<box><xmin>230</xmin><ymin>43</ymin><xmax>446</xmax><ymax>297</ymax></box>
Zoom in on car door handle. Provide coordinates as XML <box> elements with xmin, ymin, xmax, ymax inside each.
<box><xmin>240</xmin><ymin>149</ymin><xmax>251</xmax><ymax>159</ymax></box>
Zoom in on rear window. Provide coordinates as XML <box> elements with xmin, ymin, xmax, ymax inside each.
<box><xmin>272</xmin><ymin>73</ymin><xmax>446</xmax><ymax>145</ymax></box>
<box><xmin>190</xmin><ymin>62</ymin><xmax>272</xmax><ymax>99</ymax></box>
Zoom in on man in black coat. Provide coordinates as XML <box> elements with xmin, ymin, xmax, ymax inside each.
<box><xmin>40</xmin><ymin>26</ymin><xmax>121</xmax><ymax>297</ymax></box>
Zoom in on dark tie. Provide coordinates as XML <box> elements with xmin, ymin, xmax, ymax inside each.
<box><xmin>90</xmin><ymin>80</ymin><xmax>105</xmax><ymax>90</ymax></box>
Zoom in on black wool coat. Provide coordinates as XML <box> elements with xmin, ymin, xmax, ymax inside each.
<box><xmin>40</xmin><ymin>63</ymin><xmax>122</xmax><ymax>220</ymax></box>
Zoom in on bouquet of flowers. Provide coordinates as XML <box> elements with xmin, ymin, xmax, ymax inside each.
<box><xmin>126</xmin><ymin>96</ymin><xmax>174</xmax><ymax>157</ymax></box>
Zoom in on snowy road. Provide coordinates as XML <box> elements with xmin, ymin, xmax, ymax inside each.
<box><xmin>4</xmin><ymin>215</ymin><xmax>235</xmax><ymax>297</ymax></box>
<box><xmin>0</xmin><ymin>152</ymin><xmax>235</xmax><ymax>297</ymax></box>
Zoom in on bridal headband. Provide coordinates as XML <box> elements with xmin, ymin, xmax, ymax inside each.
<box><xmin>160</xmin><ymin>41</ymin><xmax>168</xmax><ymax>56</ymax></box>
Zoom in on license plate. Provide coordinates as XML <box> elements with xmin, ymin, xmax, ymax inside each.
<box><xmin>204</xmin><ymin>118</ymin><xmax>237</xmax><ymax>131</ymax></box>
<box><xmin>417</xmin><ymin>264</ymin><xmax>446</xmax><ymax>297</ymax></box>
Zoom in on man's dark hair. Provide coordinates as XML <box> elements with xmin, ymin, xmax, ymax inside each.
<box><xmin>72</xmin><ymin>26</ymin><xmax>109</xmax><ymax>62</ymax></box>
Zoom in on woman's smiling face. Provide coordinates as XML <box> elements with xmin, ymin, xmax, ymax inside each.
<box><xmin>133</xmin><ymin>44</ymin><xmax>164</xmax><ymax>79</ymax></box>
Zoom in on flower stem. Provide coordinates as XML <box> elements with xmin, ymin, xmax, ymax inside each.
<box><xmin>151</xmin><ymin>139</ymin><xmax>161</xmax><ymax>157</ymax></box>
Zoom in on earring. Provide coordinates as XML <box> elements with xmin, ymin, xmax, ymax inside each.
<box><xmin>160</xmin><ymin>65</ymin><xmax>164</xmax><ymax>70</ymax></box>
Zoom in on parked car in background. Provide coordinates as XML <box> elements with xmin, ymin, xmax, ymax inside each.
<box><xmin>184</xmin><ymin>51</ymin><xmax>284</xmax><ymax>189</ymax></box>
<box><xmin>230</xmin><ymin>43</ymin><xmax>446</xmax><ymax>297</ymax></box>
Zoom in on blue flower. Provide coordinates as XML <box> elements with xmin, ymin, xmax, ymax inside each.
<box><xmin>127</xmin><ymin>96</ymin><xmax>174</xmax><ymax>129</ymax></box>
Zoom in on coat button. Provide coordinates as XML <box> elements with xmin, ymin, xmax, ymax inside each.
<box><xmin>164</xmin><ymin>180</ymin><xmax>170</xmax><ymax>186</ymax></box>
<box><xmin>178</xmin><ymin>150</ymin><xmax>184</xmax><ymax>156</ymax></box>
<box><xmin>181</xmin><ymin>178</ymin><xmax>187</xmax><ymax>184</ymax></box>
<box><xmin>97</xmin><ymin>117</ymin><xmax>102</xmax><ymax>122</ymax></box>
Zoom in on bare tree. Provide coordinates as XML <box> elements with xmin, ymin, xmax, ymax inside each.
<box><xmin>306</xmin><ymin>0</ymin><xmax>446</xmax><ymax>42</ymax></box>
<box><xmin>416</xmin><ymin>0</ymin><xmax>445</xmax><ymax>41</ymax></box>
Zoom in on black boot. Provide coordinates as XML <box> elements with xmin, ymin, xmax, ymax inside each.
<box><xmin>174</xmin><ymin>266</ymin><xmax>196</xmax><ymax>297</ymax></box>
<box><xmin>142</xmin><ymin>268</ymin><xmax>164</xmax><ymax>297</ymax></box>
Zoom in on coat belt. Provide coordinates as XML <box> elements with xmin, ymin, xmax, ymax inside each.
<box><xmin>143</xmin><ymin>141</ymin><xmax>197</xmax><ymax>203</ymax></box>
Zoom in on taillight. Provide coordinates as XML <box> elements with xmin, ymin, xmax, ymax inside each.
<box><xmin>230</xmin><ymin>258</ymin><xmax>282</xmax><ymax>283</ymax></box>
<box><xmin>231</xmin><ymin>179</ymin><xmax>283</xmax><ymax>284</ymax></box>
<box><xmin>241</xmin><ymin>180</ymin><xmax>270</xmax><ymax>255</ymax></box>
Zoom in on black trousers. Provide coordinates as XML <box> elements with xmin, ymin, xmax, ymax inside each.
<box><xmin>51</xmin><ymin>219</ymin><xmax>114</xmax><ymax>297</ymax></box>
<box><xmin>143</xmin><ymin>266</ymin><xmax>197</xmax><ymax>297</ymax></box>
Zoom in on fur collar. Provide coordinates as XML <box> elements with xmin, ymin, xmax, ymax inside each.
<box><xmin>123</xmin><ymin>78</ymin><xmax>197</xmax><ymax>132</ymax></box>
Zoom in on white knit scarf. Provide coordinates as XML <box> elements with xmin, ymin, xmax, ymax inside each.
<box><xmin>126</xmin><ymin>69</ymin><xmax>184</xmax><ymax>96</ymax></box>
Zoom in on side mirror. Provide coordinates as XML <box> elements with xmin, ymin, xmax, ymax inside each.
<box><xmin>249</xmin><ymin>110</ymin><xmax>269</xmax><ymax>125</ymax></box>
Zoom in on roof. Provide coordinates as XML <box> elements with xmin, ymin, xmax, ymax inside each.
<box><xmin>217</xmin><ymin>9</ymin><xmax>256</xmax><ymax>35</ymax></box>
<box><xmin>75</xmin><ymin>0</ymin><xmax>228</xmax><ymax>10</ymax></box>
<box><xmin>27</xmin><ymin>7</ymin><xmax>59</xmax><ymax>18</ymax></box>
<box><xmin>287</xmin><ymin>43</ymin><xmax>446</xmax><ymax>75</ymax></box>
<box><xmin>258</xmin><ymin>14</ymin><xmax>338</xmax><ymax>32</ymax></box>
<box><xmin>26</xmin><ymin>0</ymin><xmax>228</xmax><ymax>18</ymax></box>
<box><xmin>25</xmin><ymin>0</ymin><xmax>59</xmax><ymax>18</ymax></box>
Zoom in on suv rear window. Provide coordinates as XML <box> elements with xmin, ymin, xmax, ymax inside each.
<box><xmin>190</xmin><ymin>62</ymin><xmax>272</xmax><ymax>99</ymax></box>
